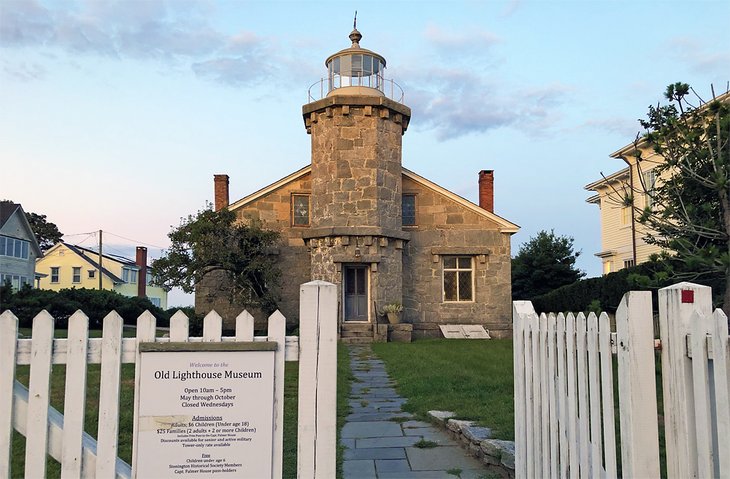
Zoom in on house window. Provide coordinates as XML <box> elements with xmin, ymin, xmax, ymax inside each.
<box><xmin>1</xmin><ymin>274</ymin><xmax>28</xmax><ymax>290</ymax></box>
<box><xmin>88</xmin><ymin>270</ymin><xmax>96</xmax><ymax>279</ymax></box>
<box><xmin>623</xmin><ymin>259</ymin><xmax>635</xmax><ymax>269</ymax></box>
<box><xmin>643</xmin><ymin>169</ymin><xmax>656</xmax><ymax>208</ymax></box>
<box><xmin>292</xmin><ymin>194</ymin><xmax>310</xmax><ymax>226</ymax></box>
<box><xmin>0</xmin><ymin>235</ymin><xmax>30</xmax><ymax>259</ymax></box>
<box><xmin>621</xmin><ymin>206</ymin><xmax>631</xmax><ymax>226</ymax></box>
<box><xmin>149</xmin><ymin>297</ymin><xmax>161</xmax><ymax>307</ymax></box>
<box><xmin>443</xmin><ymin>256</ymin><xmax>474</xmax><ymax>302</ymax></box>
<box><xmin>122</xmin><ymin>267</ymin><xmax>138</xmax><ymax>283</ymax></box>
<box><xmin>72</xmin><ymin>267</ymin><xmax>81</xmax><ymax>283</ymax></box>
<box><xmin>402</xmin><ymin>194</ymin><xmax>416</xmax><ymax>226</ymax></box>
<box><xmin>50</xmin><ymin>267</ymin><xmax>60</xmax><ymax>283</ymax></box>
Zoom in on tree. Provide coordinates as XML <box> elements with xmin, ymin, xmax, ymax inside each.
<box><xmin>152</xmin><ymin>206</ymin><xmax>281</xmax><ymax>314</ymax></box>
<box><xmin>512</xmin><ymin>230</ymin><xmax>585</xmax><ymax>300</ymax></box>
<box><xmin>25</xmin><ymin>211</ymin><xmax>64</xmax><ymax>251</ymax></box>
<box><xmin>631</xmin><ymin>83</ymin><xmax>730</xmax><ymax>311</ymax></box>
<box><xmin>0</xmin><ymin>201</ymin><xmax>63</xmax><ymax>251</ymax></box>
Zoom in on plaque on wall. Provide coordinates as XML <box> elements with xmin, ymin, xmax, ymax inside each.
<box><xmin>133</xmin><ymin>342</ymin><xmax>276</xmax><ymax>478</ymax></box>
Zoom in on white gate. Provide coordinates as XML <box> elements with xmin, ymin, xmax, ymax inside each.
<box><xmin>513</xmin><ymin>282</ymin><xmax>730</xmax><ymax>478</ymax></box>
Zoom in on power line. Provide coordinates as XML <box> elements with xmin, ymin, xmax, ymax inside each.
<box><xmin>102</xmin><ymin>230</ymin><xmax>166</xmax><ymax>250</ymax></box>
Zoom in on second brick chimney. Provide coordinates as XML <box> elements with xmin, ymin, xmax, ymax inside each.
<box><xmin>135</xmin><ymin>246</ymin><xmax>147</xmax><ymax>299</ymax></box>
<box><xmin>478</xmin><ymin>170</ymin><xmax>494</xmax><ymax>213</ymax></box>
<box><xmin>214</xmin><ymin>174</ymin><xmax>230</xmax><ymax>211</ymax></box>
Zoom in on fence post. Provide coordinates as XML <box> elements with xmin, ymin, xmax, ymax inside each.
<box><xmin>297</xmin><ymin>280</ymin><xmax>338</xmax><ymax>479</ymax></box>
<box><xmin>0</xmin><ymin>311</ymin><xmax>18</xmax><ymax>478</ymax></box>
<box><xmin>658</xmin><ymin>282</ymin><xmax>712</xmax><ymax>479</ymax></box>
<box><xmin>512</xmin><ymin>301</ymin><xmax>533</xmax><ymax>479</ymax></box>
<box><xmin>615</xmin><ymin>290</ymin><xmax>660</xmax><ymax>477</ymax></box>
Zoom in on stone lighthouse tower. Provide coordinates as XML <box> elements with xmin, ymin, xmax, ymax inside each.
<box><xmin>302</xmin><ymin>26</ymin><xmax>411</xmax><ymax>324</ymax></box>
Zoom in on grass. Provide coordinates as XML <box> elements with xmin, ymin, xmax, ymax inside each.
<box><xmin>413</xmin><ymin>439</ymin><xmax>438</xmax><ymax>449</ymax></box>
<box><xmin>10</xmin><ymin>331</ymin><xmax>353</xmax><ymax>478</ymax></box>
<box><xmin>372</xmin><ymin>338</ymin><xmax>514</xmax><ymax>440</ymax></box>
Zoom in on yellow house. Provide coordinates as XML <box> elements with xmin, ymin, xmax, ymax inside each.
<box><xmin>36</xmin><ymin>243</ymin><xmax>168</xmax><ymax>309</ymax></box>
<box><xmin>586</xmin><ymin>90</ymin><xmax>730</xmax><ymax>274</ymax></box>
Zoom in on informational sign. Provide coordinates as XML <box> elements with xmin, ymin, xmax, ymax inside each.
<box><xmin>133</xmin><ymin>343</ymin><xmax>276</xmax><ymax>479</ymax></box>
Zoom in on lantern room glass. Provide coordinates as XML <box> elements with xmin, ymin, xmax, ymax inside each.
<box><xmin>327</xmin><ymin>53</ymin><xmax>384</xmax><ymax>92</ymax></box>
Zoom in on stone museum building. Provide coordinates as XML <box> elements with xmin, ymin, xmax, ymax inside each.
<box><xmin>196</xmin><ymin>27</ymin><xmax>519</xmax><ymax>340</ymax></box>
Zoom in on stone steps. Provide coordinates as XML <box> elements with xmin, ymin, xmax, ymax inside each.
<box><xmin>340</xmin><ymin>337</ymin><xmax>374</xmax><ymax>344</ymax></box>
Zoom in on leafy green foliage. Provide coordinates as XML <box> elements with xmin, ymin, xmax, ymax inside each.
<box><xmin>634</xmin><ymin>83</ymin><xmax>730</xmax><ymax>308</ymax></box>
<box><xmin>25</xmin><ymin>210</ymin><xmax>64</xmax><ymax>251</ymax></box>
<box><xmin>152</xmin><ymin>206</ymin><xmax>282</xmax><ymax>314</ymax></box>
<box><xmin>512</xmin><ymin>230</ymin><xmax>585</xmax><ymax>300</ymax></box>
<box><xmin>0</xmin><ymin>283</ymin><xmax>169</xmax><ymax>328</ymax></box>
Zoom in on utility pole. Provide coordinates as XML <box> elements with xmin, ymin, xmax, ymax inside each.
<box><xmin>98</xmin><ymin>230</ymin><xmax>103</xmax><ymax>290</ymax></box>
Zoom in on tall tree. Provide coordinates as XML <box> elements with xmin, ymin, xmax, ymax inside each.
<box><xmin>25</xmin><ymin>211</ymin><xmax>64</xmax><ymax>251</ymax></box>
<box><xmin>512</xmin><ymin>230</ymin><xmax>585</xmax><ymax>300</ymax></box>
<box><xmin>152</xmin><ymin>206</ymin><xmax>281</xmax><ymax>314</ymax></box>
<box><xmin>633</xmin><ymin>83</ymin><xmax>730</xmax><ymax>310</ymax></box>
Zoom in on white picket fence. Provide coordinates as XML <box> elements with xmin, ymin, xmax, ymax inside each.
<box><xmin>0</xmin><ymin>280</ymin><xmax>338</xmax><ymax>479</ymax></box>
<box><xmin>514</xmin><ymin>282</ymin><xmax>730</xmax><ymax>478</ymax></box>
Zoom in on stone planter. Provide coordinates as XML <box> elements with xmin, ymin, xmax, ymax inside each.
<box><xmin>386</xmin><ymin>312</ymin><xmax>400</xmax><ymax>324</ymax></box>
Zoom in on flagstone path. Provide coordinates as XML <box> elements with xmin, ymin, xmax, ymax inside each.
<box><xmin>342</xmin><ymin>346</ymin><xmax>491</xmax><ymax>479</ymax></box>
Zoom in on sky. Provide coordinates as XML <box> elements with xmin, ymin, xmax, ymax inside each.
<box><xmin>1</xmin><ymin>0</ymin><xmax>728</xmax><ymax>307</ymax></box>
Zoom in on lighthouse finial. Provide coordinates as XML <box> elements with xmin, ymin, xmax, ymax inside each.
<box><xmin>354</xmin><ymin>11</ymin><xmax>357</xmax><ymax>30</ymax></box>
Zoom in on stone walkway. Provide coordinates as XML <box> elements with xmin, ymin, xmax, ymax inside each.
<box><xmin>342</xmin><ymin>346</ymin><xmax>490</xmax><ymax>479</ymax></box>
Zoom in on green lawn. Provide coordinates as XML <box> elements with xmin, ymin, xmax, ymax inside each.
<box><xmin>372</xmin><ymin>338</ymin><xmax>514</xmax><ymax>440</ymax></box>
<box><xmin>10</xmin><ymin>338</ymin><xmax>352</xmax><ymax>478</ymax></box>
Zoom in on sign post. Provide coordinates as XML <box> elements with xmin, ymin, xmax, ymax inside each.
<box><xmin>132</xmin><ymin>342</ymin><xmax>277</xmax><ymax>478</ymax></box>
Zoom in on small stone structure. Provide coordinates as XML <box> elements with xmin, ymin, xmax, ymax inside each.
<box><xmin>429</xmin><ymin>410</ymin><xmax>516</xmax><ymax>478</ymax></box>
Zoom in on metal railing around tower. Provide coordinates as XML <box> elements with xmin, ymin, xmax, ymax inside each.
<box><xmin>307</xmin><ymin>76</ymin><xmax>405</xmax><ymax>103</ymax></box>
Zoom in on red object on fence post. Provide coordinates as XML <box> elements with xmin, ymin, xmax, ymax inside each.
<box><xmin>681</xmin><ymin>289</ymin><xmax>694</xmax><ymax>303</ymax></box>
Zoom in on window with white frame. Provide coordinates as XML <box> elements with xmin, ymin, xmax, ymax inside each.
<box><xmin>122</xmin><ymin>267</ymin><xmax>138</xmax><ymax>284</ymax></box>
<box><xmin>50</xmin><ymin>267</ymin><xmax>60</xmax><ymax>283</ymax></box>
<box><xmin>643</xmin><ymin>169</ymin><xmax>656</xmax><ymax>208</ymax></box>
<box><xmin>442</xmin><ymin>256</ymin><xmax>474</xmax><ymax>302</ymax></box>
<box><xmin>621</xmin><ymin>206</ymin><xmax>631</xmax><ymax>226</ymax></box>
<box><xmin>149</xmin><ymin>297</ymin><xmax>161</xmax><ymax>307</ymax></box>
<box><xmin>72</xmin><ymin>267</ymin><xmax>81</xmax><ymax>283</ymax></box>
<box><xmin>623</xmin><ymin>259</ymin><xmax>635</xmax><ymax>269</ymax></box>
<box><xmin>1</xmin><ymin>274</ymin><xmax>29</xmax><ymax>290</ymax></box>
<box><xmin>0</xmin><ymin>235</ymin><xmax>30</xmax><ymax>259</ymax></box>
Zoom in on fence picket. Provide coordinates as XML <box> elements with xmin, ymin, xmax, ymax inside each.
<box><xmin>0</xmin><ymin>311</ymin><xmax>19</xmax><ymax>478</ymax></box>
<box><xmin>236</xmin><ymin>310</ymin><xmax>255</xmax><ymax>341</ymax></box>
<box><xmin>512</xmin><ymin>302</ymin><xmax>531</xmax><ymax>479</ymax></box>
<box><xmin>539</xmin><ymin>313</ymin><xmax>550</xmax><ymax>478</ymax></box>
<box><xmin>547</xmin><ymin>314</ymin><xmax>559</xmax><ymax>479</ymax></box>
<box><xmin>616</xmin><ymin>291</ymin><xmax>660</xmax><ymax>478</ymax></box>
<box><xmin>598</xmin><ymin>312</ymin><xmax>617</xmax><ymax>479</ymax></box>
<box><xmin>586</xmin><ymin>313</ymin><xmax>603</xmax><ymax>477</ymax></box>
<box><xmin>575</xmin><ymin>313</ymin><xmax>590</xmax><ymax>478</ymax></box>
<box><xmin>96</xmin><ymin>311</ymin><xmax>124</xmax><ymax>478</ymax></box>
<box><xmin>131</xmin><ymin>310</ymin><xmax>157</xmax><ymax>476</ymax></box>
<box><xmin>555</xmin><ymin>313</ymin><xmax>569</xmax><ymax>479</ymax></box>
<box><xmin>709</xmin><ymin>309</ymin><xmax>730</xmax><ymax>478</ymax></box>
<box><xmin>523</xmin><ymin>309</ymin><xmax>534</xmax><ymax>479</ymax></box>
<box><xmin>169</xmin><ymin>310</ymin><xmax>189</xmax><ymax>342</ymax></box>
<box><xmin>530</xmin><ymin>312</ymin><xmax>542</xmax><ymax>476</ymax></box>
<box><xmin>61</xmin><ymin>311</ymin><xmax>90</xmax><ymax>479</ymax></box>
<box><xmin>25</xmin><ymin>310</ymin><xmax>55</xmax><ymax>479</ymax></box>
<box><xmin>269</xmin><ymin>310</ymin><xmax>286</xmax><ymax>479</ymax></box>
<box><xmin>690</xmin><ymin>311</ymin><xmax>714</xmax><ymax>477</ymax></box>
<box><xmin>564</xmin><ymin>313</ymin><xmax>578</xmax><ymax>479</ymax></box>
<box><xmin>202</xmin><ymin>310</ymin><xmax>222</xmax><ymax>341</ymax></box>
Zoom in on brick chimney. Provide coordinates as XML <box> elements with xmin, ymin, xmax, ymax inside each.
<box><xmin>478</xmin><ymin>170</ymin><xmax>494</xmax><ymax>213</ymax></box>
<box><xmin>136</xmin><ymin>247</ymin><xmax>147</xmax><ymax>299</ymax></box>
<box><xmin>214</xmin><ymin>174</ymin><xmax>230</xmax><ymax>211</ymax></box>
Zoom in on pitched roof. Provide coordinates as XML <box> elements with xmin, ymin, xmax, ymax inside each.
<box><xmin>228</xmin><ymin>165</ymin><xmax>520</xmax><ymax>234</ymax></box>
<box><xmin>0</xmin><ymin>201</ymin><xmax>21</xmax><ymax>229</ymax></box>
<box><xmin>0</xmin><ymin>201</ymin><xmax>43</xmax><ymax>257</ymax></box>
<box><xmin>43</xmin><ymin>242</ymin><xmax>142</xmax><ymax>284</ymax></box>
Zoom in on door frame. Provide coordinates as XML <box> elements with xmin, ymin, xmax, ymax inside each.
<box><xmin>342</xmin><ymin>264</ymin><xmax>371</xmax><ymax>323</ymax></box>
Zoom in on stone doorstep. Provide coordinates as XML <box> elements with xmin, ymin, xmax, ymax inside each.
<box><xmin>427</xmin><ymin>411</ymin><xmax>516</xmax><ymax>477</ymax></box>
